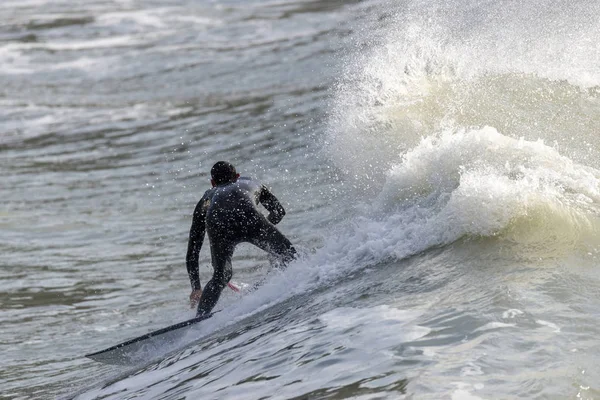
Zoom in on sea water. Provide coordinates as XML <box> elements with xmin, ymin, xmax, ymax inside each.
<box><xmin>2</xmin><ymin>0</ymin><xmax>600</xmax><ymax>398</ymax></box>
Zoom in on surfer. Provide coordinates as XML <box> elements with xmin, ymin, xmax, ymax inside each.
<box><xmin>186</xmin><ymin>161</ymin><xmax>297</xmax><ymax>317</ymax></box>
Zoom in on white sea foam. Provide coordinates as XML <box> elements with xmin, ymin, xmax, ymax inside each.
<box><xmin>536</xmin><ymin>320</ymin><xmax>561</xmax><ymax>333</ymax></box>
<box><xmin>460</xmin><ymin>362</ymin><xmax>484</xmax><ymax>377</ymax></box>
<box><xmin>502</xmin><ymin>309</ymin><xmax>524</xmax><ymax>319</ymax></box>
<box><xmin>0</xmin><ymin>0</ymin><xmax>60</xmax><ymax>8</ymax></box>
<box><xmin>96</xmin><ymin>9</ymin><xmax>170</xmax><ymax>29</ymax></box>
<box><xmin>451</xmin><ymin>382</ymin><xmax>485</xmax><ymax>400</ymax></box>
<box><xmin>47</xmin><ymin>57</ymin><xmax>109</xmax><ymax>72</ymax></box>
<box><xmin>3</xmin><ymin>35</ymin><xmax>139</xmax><ymax>52</ymax></box>
<box><xmin>473</xmin><ymin>322</ymin><xmax>516</xmax><ymax>333</ymax></box>
<box><xmin>0</xmin><ymin>38</ymin><xmax>138</xmax><ymax>77</ymax></box>
<box><xmin>95</xmin><ymin>7</ymin><xmax>221</xmax><ymax>33</ymax></box>
<box><xmin>173</xmin><ymin>15</ymin><xmax>221</xmax><ymax>26</ymax></box>
<box><xmin>324</xmin><ymin>125</ymin><xmax>600</xmax><ymax>265</ymax></box>
<box><xmin>45</xmin><ymin>36</ymin><xmax>141</xmax><ymax>51</ymax></box>
<box><xmin>0</xmin><ymin>44</ymin><xmax>35</xmax><ymax>74</ymax></box>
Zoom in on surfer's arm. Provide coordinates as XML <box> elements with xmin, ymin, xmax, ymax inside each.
<box><xmin>259</xmin><ymin>185</ymin><xmax>286</xmax><ymax>225</ymax></box>
<box><xmin>186</xmin><ymin>198</ymin><xmax>207</xmax><ymax>291</ymax></box>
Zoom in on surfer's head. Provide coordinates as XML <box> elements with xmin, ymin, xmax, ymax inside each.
<box><xmin>211</xmin><ymin>161</ymin><xmax>239</xmax><ymax>186</ymax></box>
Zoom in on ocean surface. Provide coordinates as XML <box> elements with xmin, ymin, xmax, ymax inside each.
<box><xmin>2</xmin><ymin>0</ymin><xmax>600</xmax><ymax>399</ymax></box>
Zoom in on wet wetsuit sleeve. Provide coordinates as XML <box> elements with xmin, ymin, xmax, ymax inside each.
<box><xmin>259</xmin><ymin>185</ymin><xmax>286</xmax><ymax>225</ymax></box>
<box><xmin>186</xmin><ymin>195</ymin><xmax>208</xmax><ymax>291</ymax></box>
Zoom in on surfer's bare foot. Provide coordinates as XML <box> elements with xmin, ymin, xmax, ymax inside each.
<box><xmin>189</xmin><ymin>289</ymin><xmax>202</xmax><ymax>308</ymax></box>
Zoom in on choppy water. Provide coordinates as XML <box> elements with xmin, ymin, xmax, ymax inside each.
<box><xmin>2</xmin><ymin>0</ymin><xmax>600</xmax><ymax>399</ymax></box>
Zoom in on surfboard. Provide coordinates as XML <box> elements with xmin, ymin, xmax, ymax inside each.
<box><xmin>86</xmin><ymin>283</ymin><xmax>243</xmax><ymax>365</ymax></box>
<box><xmin>85</xmin><ymin>312</ymin><xmax>215</xmax><ymax>365</ymax></box>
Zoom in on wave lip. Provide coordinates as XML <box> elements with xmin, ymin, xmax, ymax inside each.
<box><xmin>346</xmin><ymin>127</ymin><xmax>600</xmax><ymax>263</ymax></box>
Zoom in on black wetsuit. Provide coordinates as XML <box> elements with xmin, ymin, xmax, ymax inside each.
<box><xmin>186</xmin><ymin>177</ymin><xmax>296</xmax><ymax>316</ymax></box>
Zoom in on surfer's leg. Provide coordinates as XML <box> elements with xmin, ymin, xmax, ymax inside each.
<box><xmin>249</xmin><ymin>223</ymin><xmax>296</xmax><ymax>266</ymax></box>
<box><xmin>196</xmin><ymin>242</ymin><xmax>234</xmax><ymax>317</ymax></box>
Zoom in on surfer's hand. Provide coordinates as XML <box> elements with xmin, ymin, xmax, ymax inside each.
<box><xmin>189</xmin><ymin>289</ymin><xmax>202</xmax><ymax>308</ymax></box>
